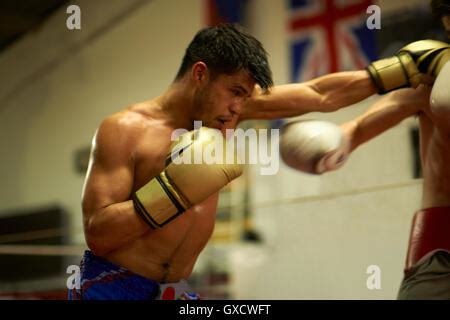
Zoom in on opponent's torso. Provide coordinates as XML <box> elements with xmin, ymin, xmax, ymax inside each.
<box><xmin>104</xmin><ymin>111</ymin><xmax>218</xmax><ymax>283</ymax></box>
<box><xmin>418</xmin><ymin>108</ymin><xmax>450</xmax><ymax>208</ymax></box>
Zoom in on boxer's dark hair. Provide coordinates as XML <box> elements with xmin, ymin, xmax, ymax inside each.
<box><xmin>431</xmin><ymin>0</ymin><xmax>450</xmax><ymax>20</ymax></box>
<box><xmin>175</xmin><ymin>23</ymin><xmax>273</xmax><ymax>92</ymax></box>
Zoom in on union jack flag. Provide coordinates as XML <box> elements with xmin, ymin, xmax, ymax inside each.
<box><xmin>289</xmin><ymin>0</ymin><xmax>377</xmax><ymax>82</ymax></box>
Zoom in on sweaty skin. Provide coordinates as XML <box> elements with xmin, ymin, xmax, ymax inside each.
<box><xmin>82</xmin><ymin>69</ymin><xmax>376</xmax><ymax>283</ymax></box>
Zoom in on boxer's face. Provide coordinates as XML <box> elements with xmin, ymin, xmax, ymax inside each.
<box><xmin>193</xmin><ymin>68</ymin><xmax>255</xmax><ymax>131</ymax></box>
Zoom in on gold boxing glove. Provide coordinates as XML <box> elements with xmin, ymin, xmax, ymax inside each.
<box><xmin>132</xmin><ymin>127</ymin><xmax>243</xmax><ymax>228</ymax></box>
<box><xmin>367</xmin><ymin>39</ymin><xmax>450</xmax><ymax>94</ymax></box>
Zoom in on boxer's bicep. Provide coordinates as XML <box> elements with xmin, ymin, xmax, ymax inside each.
<box><xmin>81</xmin><ymin>153</ymin><xmax>134</xmax><ymax>219</ymax></box>
<box><xmin>81</xmin><ymin>118</ymin><xmax>151</xmax><ymax>254</ymax></box>
<box><xmin>82</xmin><ymin>118</ymin><xmax>135</xmax><ymax>217</ymax></box>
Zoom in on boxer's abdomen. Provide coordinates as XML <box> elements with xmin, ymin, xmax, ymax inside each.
<box><xmin>105</xmin><ymin>193</ymin><xmax>218</xmax><ymax>282</ymax></box>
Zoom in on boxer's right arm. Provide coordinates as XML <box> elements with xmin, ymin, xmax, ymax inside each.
<box><xmin>81</xmin><ymin>116</ymin><xmax>150</xmax><ymax>256</ymax></box>
<box><xmin>344</xmin><ymin>86</ymin><xmax>431</xmax><ymax>152</ymax></box>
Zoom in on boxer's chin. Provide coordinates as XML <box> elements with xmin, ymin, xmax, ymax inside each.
<box><xmin>203</xmin><ymin>120</ymin><xmax>236</xmax><ymax>135</ymax></box>
<box><xmin>207</xmin><ymin>119</ymin><xmax>226</xmax><ymax>130</ymax></box>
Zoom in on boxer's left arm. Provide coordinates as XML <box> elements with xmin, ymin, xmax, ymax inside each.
<box><xmin>239</xmin><ymin>70</ymin><xmax>377</xmax><ymax>121</ymax></box>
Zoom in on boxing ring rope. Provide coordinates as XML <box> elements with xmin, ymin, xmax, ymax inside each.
<box><xmin>247</xmin><ymin>178</ymin><xmax>422</xmax><ymax>209</ymax></box>
<box><xmin>0</xmin><ymin>178</ymin><xmax>423</xmax><ymax>256</ymax></box>
<box><xmin>0</xmin><ymin>227</ymin><xmax>71</xmax><ymax>244</ymax></box>
<box><xmin>0</xmin><ymin>244</ymin><xmax>86</xmax><ymax>256</ymax></box>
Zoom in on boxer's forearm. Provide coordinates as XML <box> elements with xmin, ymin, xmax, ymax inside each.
<box><xmin>306</xmin><ymin>71</ymin><xmax>377</xmax><ymax>112</ymax></box>
<box><xmin>84</xmin><ymin>201</ymin><xmax>149</xmax><ymax>256</ymax></box>
<box><xmin>342</xmin><ymin>88</ymin><xmax>425</xmax><ymax>152</ymax></box>
<box><xmin>240</xmin><ymin>70</ymin><xmax>377</xmax><ymax>120</ymax></box>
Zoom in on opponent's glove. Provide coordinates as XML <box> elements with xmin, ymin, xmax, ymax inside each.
<box><xmin>280</xmin><ymin>120</ymin><xmax>350</xmax><ymax>174</ymax></box>
<box><xmin>132</xmin><ymin>127</ymin><xmax>243</xmax><ymax>228</ymax></box>
<box><xmin>367</xmin><ymin>40</ymin><xmax>450</xmax><ymax>94</ymax></box>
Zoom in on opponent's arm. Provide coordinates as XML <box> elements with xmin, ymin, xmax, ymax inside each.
<box><xmin>279</xmin><ymin>86</ymin><xmax>430</xmax><ymax>175</ymax></box>
<box><xmin>240</xmin><ymin>70</ymin><xmax>377</xmax><ymax>121</ymax></box>
<box><xmin>344</xmin><ymin>86</ymin><xmax>431</xmax><ymax>152</ymax></box>
<box><xmin>82</xmin><ymin>116</ymin><xmax>150</xmax><ymax>256</ymax></box>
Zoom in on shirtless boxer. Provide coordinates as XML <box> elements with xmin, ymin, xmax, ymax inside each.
<box><xmin>280</xmin><ymin>1</ymin><xmax>450</xmax><ymax>299</ymax></box>
<box><xmin>71</xmin><ymin>23</ymin><xmax>443</xmax><ymax>300</ymax></box>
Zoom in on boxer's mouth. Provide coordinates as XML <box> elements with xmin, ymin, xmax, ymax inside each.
<box><xmin>217</xmin><ymin>116</ymin><xmax>233</xmax><ymax>125</ymax></box>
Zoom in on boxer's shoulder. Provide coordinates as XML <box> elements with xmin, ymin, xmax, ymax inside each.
<box><xmin>98</xmin><ymin>107</ymin><xmax>171</xmax><ymax>144</ymax></box>
<box><xmin>103</xmin><ymin>108</ymin><xmax>153</xmax><ymax>132</ymax></box>
<box><xmin>91</xmin><ymin>111</ymin><xmax>155</xmax><ymax>169</ymax></box>
<box><xmin>95</xmin><ymin>112</ymin><xmax>146</xmax><ymax>153</ymax></box>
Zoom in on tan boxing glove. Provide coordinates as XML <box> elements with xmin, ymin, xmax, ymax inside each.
<box><xmin>367</xmin><ymin>40</ymin><xmax>450</xmax><ymax>94</ymax></box>
<box><xmin>132</xmin><ymin>127</ymin><xmax>243</xmax><ymax>228</ymax></box>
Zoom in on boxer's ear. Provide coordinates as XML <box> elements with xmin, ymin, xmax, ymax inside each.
<box><xmin>191</xmin><ymin>62</ymin><xmax>208</xmax><ymax>82</ymax></box>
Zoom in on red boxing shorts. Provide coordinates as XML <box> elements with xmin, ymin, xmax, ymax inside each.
<box><xmin>405</xmin><ymin>207</ymin><xmax>450</xmax><ymax>272</ymax></box>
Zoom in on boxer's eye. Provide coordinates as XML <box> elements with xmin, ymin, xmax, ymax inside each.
<box><xmin>231</xmin><ymin>89</ymin><xmax>241</xmax><ymax>96</ymax></box>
